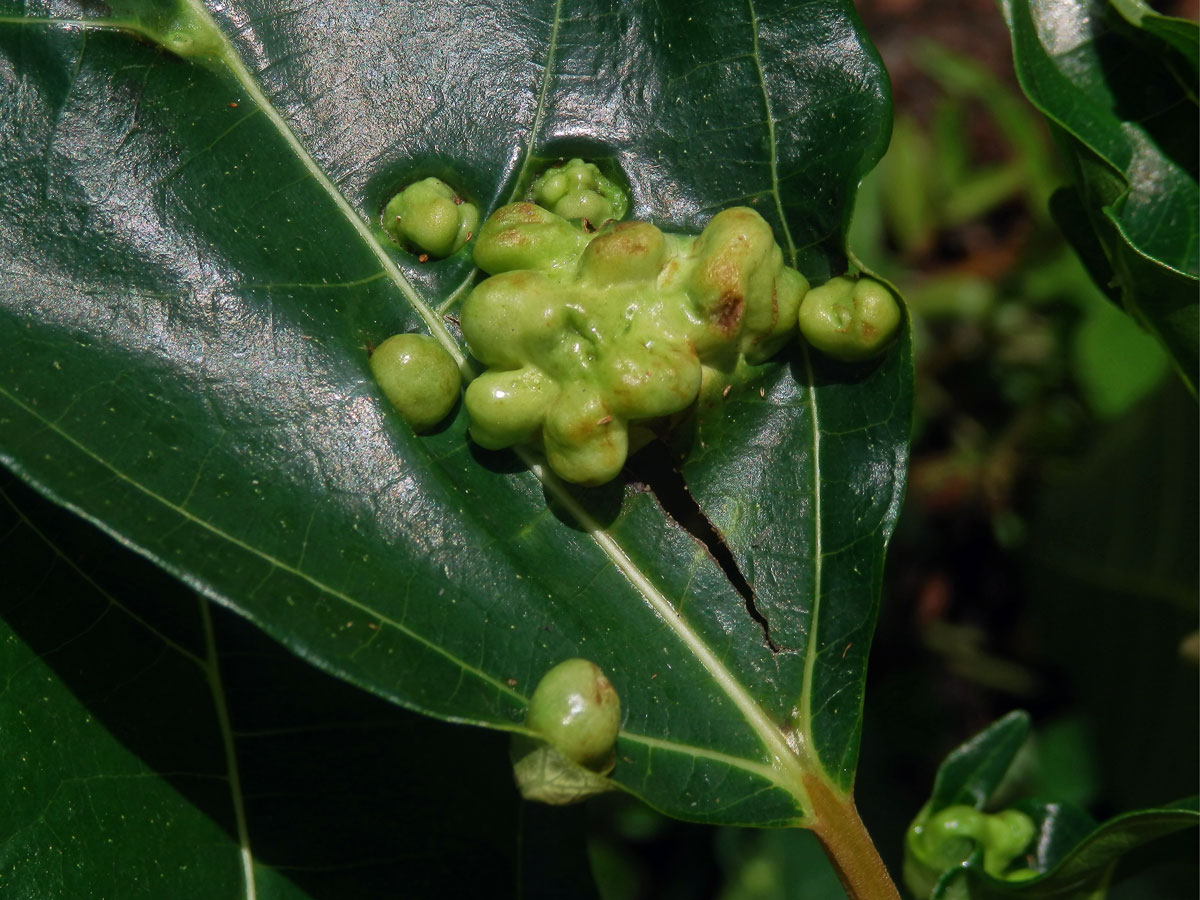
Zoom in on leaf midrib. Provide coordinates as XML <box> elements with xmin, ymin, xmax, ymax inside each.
<box><xmin>8</xmin><ymin>1</ymin><xmax>829</xmax><ymax>815</ymax></box>
<box><xmin>193</xmin><ymin>0</ymin><xmax>815</xmax><ymax>797</ymax></box>
<box><xmin>743</xmin><ymin>0</ymin><xmax>826</xmax><ymax>761</ymax></box>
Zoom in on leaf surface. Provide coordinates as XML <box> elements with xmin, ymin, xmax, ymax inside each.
<box><xmin>0</xmin><ymin>0</ymin><xmax>907</xmax><ymax>824</ymax></box>
<box><xmin>908</xmin><ymin>710</ymin><xmax>1198</xmax><ymax>899</ymax></box>
<box><xmin>1003</xmin><ymin>0</ymin><xmax>1199</xmax><ymax>390</ymax></box>
<box><xmin>0</xmin><ymin>473</ymin><xmax>526</xmax><ymax>899</ymax></box>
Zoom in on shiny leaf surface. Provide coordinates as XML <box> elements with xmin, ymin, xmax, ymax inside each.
<box><xmin>912</xmin><ymin>711</ymin><xmax>1198</xmax><ymax>899</ymax></box>
<box><xmin>0</xmin><ymin>473</ymin><xmax>525</xmax><ymax>899</ymax></box>
<box><xmin>1003</xmin><ymin>0</ymin><xmax>1199</xmax><ymax>390</ymax></box>
<box><xmin>0</xmin><ymin>0</ymin><xmax>907</xmax><ymax>827</ymax></box>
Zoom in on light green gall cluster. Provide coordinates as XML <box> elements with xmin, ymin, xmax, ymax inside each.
<box><xmin>369</xmin><ymin>333</ymin><xmax>461</xmax><ymax>433</ymax></box>
<box><xmin>383</xmin><ymin>177</ymin><xmax>479</xmax><ymax>259</ymax></box>
<box><xmin>462</xmin><ymin>202</ymin><xmax>808</xmax><ymax>484</ymax></box>
<box><xmin>524</xmin><ymin>658</ymin><xmax>621</xmax><ymax>772</ymax></box>
<box><xmin>797</xmin><ymin>275</ymin><xmax>902</xmax><ymax>362</ymax></box>
<box><xmin>903</xmin><ymin>803</ymin><xmax>1038</xmax><ymax>896</ymax></box>
<box><xmin>530</xmin><ymin>158</ymin><xmax>629</xmax><ymax>225</ymax></box>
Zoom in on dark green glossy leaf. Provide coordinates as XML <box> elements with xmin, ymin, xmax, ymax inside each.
<box><xmin>926</xmin><ymin>711</ymin><xmax>1030</xmax><ymax>812</ymax></box>
<box><xmin>912</xmin><ymin>712</ymin><xmax>1198</xmax><ymax>899</ymax></box>
<box><xmin>1002</xmin><ymin>0</ymin><xmax>1199</xmax><ymax>390</ymax></box>
<box><xmin>0</xmin><ymin>0</ymin><xmax>906</xmax><ymax>828</ymax></box>
<box><xmin>0</xmin><ymin>473</ymin><xmax>527</xmax><ymax>899</ymax></box>
<box><xmin>929</xmin><ymin>800</ymin><xmax>1199</xmax><ymax>899</ymax></box>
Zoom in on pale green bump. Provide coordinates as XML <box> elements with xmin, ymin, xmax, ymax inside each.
<box><xmin>531</xmin><ymin>158</ymin><xmax>629</xmax><ymax>224</ymax></box>
<box><xmin>369</xmin><ymin>334</ymin><xmax>461</xmax><ymax>432</ymax></box>
<box><xmin>109</xmin><ymin>1</ymin><xmax>225</xmax><ymax>58</ymax></box>
<box><xmin>163</xmin><ymin>19</ymin><xmax>224</xmax><ymax>58</ymax></box>
<box><xmin>682</xmin><ymin>207</ymin><xmax>781</xmax><ymax>357</ymax></box>
<box><xmin>903</xmin><ymin>803</ymin><xmax>1037</xmax><ymax>898</ymax></box>
<box><xmin>744</xmin><ymin>264</ymin><xmax>809</xmax><ymax>364</ymax></box>
<box><xmin>798</xmin><ymin>275</ymin><xmax>902</xmax><ymax>362</ymax></box>
<box><xmin>464</xmin><ymin>367</ymin><xmax>559</xmax><ymax>450</ymax></box>
<box><xmin>603</xmin><ymin>341</ymin><xmax>702</xmax><ymax>420</ymax></box>
<box><xmin>383</xmin><ymin>177</ymin><xmax>478</xmax><ymax>258</ymax></box>
<box><xmin>578</xmin><ymin>221</ymin><xmax>667</xmax><ymax>286</ymax></box>
<box><xmin>460</xmin><ymin>270</ymin><xmax>567</xmax><ymax>370</ymax></box>
<box><xmin>543</xmin><ymin>383</ymin><xmax>628</xmax><ymax>486</ymax></box>
<box><xmin>982</xmin><ymin>809</ymin><xmax>1037</xmax><ymax>875</ymax></box>
<box><xmin>473</xmin><ymin>202</ymin><xmax>589</xmax><ymax>275</ymax></box>
<box><xmin>534</xmin><ymin>170</ymin><xmax>571</xmax><ymax>207</ymax></box>
<box><xmin>524</xmin><ymin>658</ymin><xmax>621</xmax><ymax>773</ymax></box>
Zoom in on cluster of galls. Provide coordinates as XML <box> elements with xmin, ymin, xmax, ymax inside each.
<box><xmin>461</xmin><ymin>201</ymin><xmax>808</xmax><ymax>485</ymax></box>
<box><xmin>529</xmin><ymin>158</ymin><xmax>629</xmax><ymax>224</ymax></box>
<box><xmin>370</xmin><ymin>161</ymin><xmax>902</xmax><ymax>486</ymax></box>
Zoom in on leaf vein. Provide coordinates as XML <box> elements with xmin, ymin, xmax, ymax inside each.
<box><xmin>0</xmin><ymin>385</ymin><xmax>526</xmax><ymax>709</ymax></box>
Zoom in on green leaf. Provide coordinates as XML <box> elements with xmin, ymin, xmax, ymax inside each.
<box><xmin>927</xmin><ymin>801</ymin><xmax>1199</xmax><ymax>899</ymax></box>
<box><xmin>0</xmin><ymin>0</ymin><xmax>906</xmax><ymax>828</ymax></box>
<box><xmin>910</xmin><ymin>713</ymin><xmax>1199</xmax><ymax>899</ymax></box>
<box><xmin>1002</xmin><ymin>0</ymin><xmax>1199</xmax><ymax>391</ymax></box>
<box><xmin>926</xmin><ymin>711</ymin><xmax>1031</xmax><ymax>811</ymax></box>
<box><xmin>0</xmin><ymin>473</ymin><xmax>528</xmax><ymax>898</ymax></box>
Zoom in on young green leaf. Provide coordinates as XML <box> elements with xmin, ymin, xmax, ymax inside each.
<box><xmin>908</xmin><ymin>713</ymin><xmax>1199</xmax><ymax>899</ymax></box>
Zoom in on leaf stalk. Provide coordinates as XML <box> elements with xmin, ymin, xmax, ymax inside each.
<box><xmin>804</xmin><ymin>775</ymin><xmax>901</xmax><ymax>900</ymax></box>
